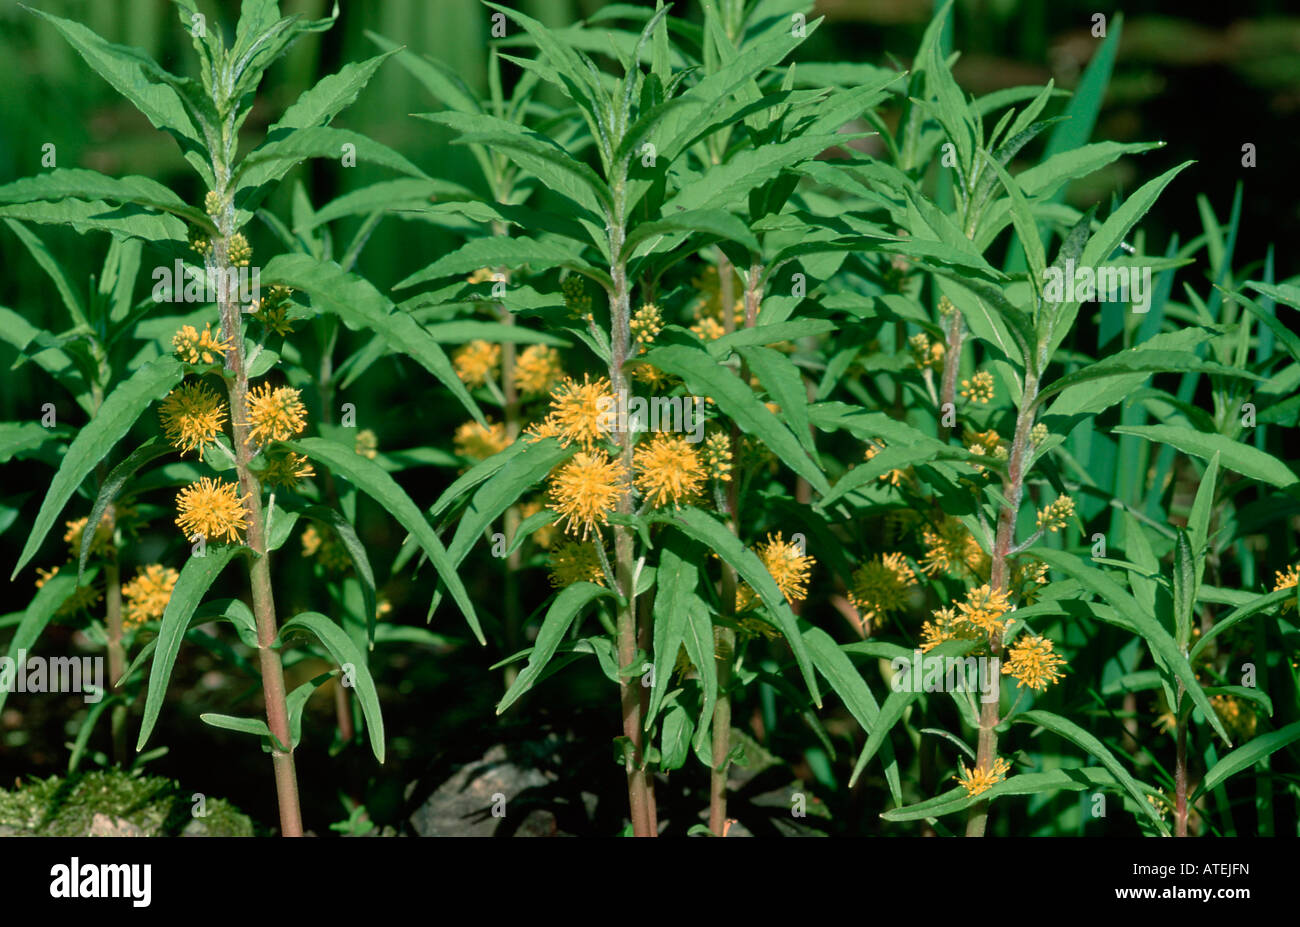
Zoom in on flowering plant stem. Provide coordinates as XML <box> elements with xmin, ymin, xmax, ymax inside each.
<box><xmin>965</xmin><ymin>372</ymin><xmax>1038</xmax><ymax>837</ymax></box>
<box><xmin>208</xmin><ymin>126</ymin><xmax>303</xmax><ymax>834</ymax></box>
<box><xmin>607</xmin><ymin>180</ymin><xmax>656</xmax><ymax>837</ymax></box>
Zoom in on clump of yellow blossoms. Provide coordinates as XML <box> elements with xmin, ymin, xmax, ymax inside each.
<box><xmin>849</xmin><ymin>553</ymin><xmax>916</xmax><ymax>629</ymax></box>
<box><xmin>255</xmin><ymin>451</ymin><xmax>315</xmax><ymax>490</ymax></box>
<box><xmin>547</xmin><ymin>450</ymin><xmax>623</xmax><ymax>540</ymax></box>
<box><xmin>203</xmin><ymin>191</ymin><xmax>222</xmax><ymax>216</ymax></box>
<box><xmin>513</xmin><ymin>345</ymin><xmax>563</xmax><ymax>397</ymax></box>
<box><xmin>64</xmin><ymin>513</ymin><xmax>114</xmax><ymax>559</ymax></box>
<box><xmin>960</xmin><ymin>370</ymin><xmax>995</xmax><ymax>404</ymax></box>
<box><xmin>249</xmin><ymin>285</ymin><xmax>296</xmax><ymax>336</ymax></box>
<box><xmin>454</xmin><ymin>420</ymin><xmax>511</xmax><ymax>461</ymax></box>
<box><xmin>754</xmin><ymin>533</ymin><xmax>814</xmax><ymax>605</ymax></box>
<box><xmin>1001</xmin><ymin>634</ymin><xmax>1066</xmax><ymax>691</ymax></box>
<box><xmin>121</xmin><ymin>564</ymin><xmax>180</xmax><ymax>628</ymax></box>
<box><xmin>908</xmin><ymin>332</ymin><xmax>944</xmax><ymax>370</ymax></box>
<box><xmin>172</xmin><ymin>323</ymin><xmax>232</xmax><ymax>366</ymax></box>
<box><xmin>548</xmin><ymin>540</ymin><xmax>607</xmax><ymax>588</ymax></box>
<box><xmin>452</xmin><ymin>340</ymin><xmax>501</xmax><ymax>388</ymax></box>
<box><xmin>702</xmin><ymin>432</ymin><xmax>732</xmax><ymax>482</ymax></box>
<box><xmin>527</xmin><ymin>375</ymin><xmax>615</xmax><ymax>450</ymax></box>
<box><xmin>956</xmin><ymin>583</ymin><xmax>1013</xmax><ymax>638</ymax></box>
<box><xmin>630</xmin><ymin>304</ymin><xmax>663</xmax><ymax>344</ymax></box>
<box><xmin>956</xmin><ymin>756</ymin><xmax>1011</xmax><ymax>797</ymax></box>
<box><xmin>1030</xmin><ymin>422</ymin><xmax>1049</xmax><ymax>446</ymax></box>
<box><xmin>919</xmin><ymin>516</ymin><xmax>988</xmax><ymax>578</ymax></box>
<box><xmin>690</xmin><ymin>315</ymin><xmax>725</xmax><ymax>342</ymax></box>
<box><xmin>1211</xmin><ymin>694</ymin><xmax>1257</xmax><ymax>740</ymax></box>
<box><xmin>158</xmin><ymin>381</ymin><xmax>227</xmax><ymax>461</ymax></box>
<box><xmin>1273</xmin><ymin>564</ymin><xmax>1298</xmax><ymax>611</ymax></box>
<box><xmin>244</xmin><ymin>383</ymin><xmax>307</xmax><ymax>447</ymax></box>
<box><xmin>633</xmin><ymin>433</ymin><xmax>705</xmax><ymax>507</ymax></box>
<box><xmin>175</xmin><ymin>477</ymin><xmax>248</xmax><ymax>543</ymax></box>
<box><xmin>355</xmin><ymin>429</ymin><xmax>379</xmax><ymax>459</ymax></box>
<box><xmin>301</xmin><ymin>523</ymin><xmax>351</xmax><ymax>571</ymax></box>
<box><xmin>226</xmin><ymin>232</ymin><xmax>252</xmax><ymax>267</ymax></box>
<box><xmin>1036</xmin><ymin>495</ymin><xmax>1075</xmax><ymax>533</ymax></box>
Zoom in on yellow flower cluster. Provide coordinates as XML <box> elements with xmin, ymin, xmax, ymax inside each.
<box><xmin>256</xmin><ymin>451</ymin><xmax>315</xmax><ymax>490</ymax></box>
<box><xmin>454</xmin><ymin>420</ymin><xmax>511</xmax><ymax>461</ymax></box>
<box><xmin>630</xmin><ymin>304</ymin><xmax>663</xmax><ymax>344</ymax></box>
<box><xmin>1036</xmin><ymin>495</ymin><xmax>1075</xmax><ymax>534</ymax></box>
<box><xmin>919</xmin><ymin>516</ymin><xmax>987</xmax><ymax>578</ymax></box>
<box><xmin>955</xmin><ymin>756</ymin><xmax>1011</xmax><ymax>797</ymax></box>
<box><xmin>547</xmin><ymin>450</ymin><xmax>624</xmax><ymax>540</ymax></box>
<box><xmin>527</xmin><ymin>375</ymin><xmax>614</xmax><ymax>450</ymax></box>
<box><xmin>960</xmin><ymin>370</ymin><xmax>995</xmax><ymax>404</ymax></box>
<box><xmin>249</xmin><ymin>285</ymin><xmax>296</xmax><ymax>336</ymax></box>
<box><xmin>548</xmin><ymin>540</ymin><xmax>607</xmax><ymax>588</ymax></box>
<box><xmin>1001</xmin><ymin>634</ymin><xmax>1066</xmax><ymax>691</ymax></box>
<box><xmin>175</xmin><ymin>477</ymin><xmax>248</xmax><ymax>544</ymax></box>
<box><xmin>1273</xmin><ymin>564</ymin><xmax>1298</xmax><ymax>611</ymax></box>
<box><xmin>121</xmin><ymin>564</ymin><xmax>180</xmax><ymax>628</ymax></box>
<box><xmin>849</xmin><ymin>553</ymin><xmax>916</xmax><ymax>630</ymax></box>
<box><xmin>453</xmin><ymin>340</ymin><xmax>501</xmax><ymax>388</ymax></box>
<box><xmin>633</xmin><ymin>433</ymin><xmax>705</xmax><ymax>508</ymax></box>
<box><xmin>702</xmin><ymin>432</ymin><xmax>732</xmax><ymax>482</ymax></box>
<box><xmin>301</xmin><ymin>523</ymin><xmax>351</xmax><ymax>571</ymax></box>
<box><xmin>513</xmin><ymin>344</ymin><xmax>564</xmax><ymax>397</ymax></box>
<box><xmin>244</xmin><ymin>383</ymin><xmax>307</xmax><ymax>447</ymax></box>
<box><xmin>63</xmin><ymin>513</ymin><xmax>114</xmax><ymax>559</ymax></box>
<box><xmin>908</xmin><ymin>332</ymin><xmax>944</xmax><ymax>370</ymax></box>
<box><xmin>172</xmin><ymin>323</ymin><xmax>232</xmax><ymax>366</ymax></box>
<box><xmin>158</xmin><ymin>381</ymin><xmax>227</xmax><ymax>461</ymax></box>
<box><xmin>355</xmin><ymin>428</ymin><xmax>379</xmax><ymax>459</ymax></box>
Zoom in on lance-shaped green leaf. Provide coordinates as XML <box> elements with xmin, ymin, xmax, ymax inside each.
<box><xmin>0</xmin><ymin>170</ymin><xmax>212</xmax><ymax>231</ymax></box>
<box><xmin>137</xmin><ymin>544</ymin><xmax>241</xmax><ymax>750</ymax></box>
<box><xmin>279</xmin><ymin>611</ymin><xmax>385</xmax><ymax>762</ymax></box>
<box><xmin>285</xmin><ymin>437</ymin><xmax>481</xmax><ymax>643</ymax></box>
<box><xmin>881</xmin><ymin>768</ymin><xmax>1122</xmax><ymax>822</ymax></box>
<box><xmin>623</xmin><ymin>209</ymin><xmax>758</xmax><ymax>258</ymax></box>
<box><xmin>0</xmin><ymin>570</ymin><xmax>76</xmax><ymax>714</ymax></box>
<box><xmin>663</xmin><ymin>135</ymin><xmax>843</xmax><ymax>214</ymax></box>
<box><xmin>200</xmin><ymin>714</ymin><xmax>274</xmax><ymax>740</ymax></box>
<box><xmin>1016</xmin><ymin>709</ymin><xmax>1169</xmax><ymax>834</ymax></box>
<box><xmin>1032</xmin><ymin>548</ymin><xmax>1231</xmax><ymax>744</ymax></box>
<box><xmin>1110</xmin><ymin>425</ymin><xmax>1296</xmax><ymax>490</ymax></box>
<box><xmin>1046</xmin><ymin>161</ymin><xmax>1192</xmax><ymax>358</ymax></box>
<box><xmin>1190</xmin><ymin>586</ymin><xmax>1295</xmax><ymax>662</ymax></box>
<box><xmin>287</xmin><ymin>671</ymin><xmax>338</xmax><ymax>749</ymax></box>
<box><xmin>28</xmin><ymin>8</ymin><xmax>213</xmax><ymax>187</ymax></box>
<box><xmin>498</xmin><ymin>583</ymin><xmax>615</xmax><ymax>714</ymax></box>
<box><xmin>234</xmin><ymin>127</ymin><xmax>428</xmax><ymax>214</ymax></box>
<box><xmin>367</xmin><ymin>31</ymin><xmax>481</xmax><ymax>115</ymax></box>
<box><xmin>3</xmin><ymin>220</ymin><xmax>87</xmax><ymax>327</ymax></box>
<box><xmin>396</xmin><ymin>234</ymin><xmax>598</xmax><ymax>291</ymax></box>
<box><xmin>298</xmin><ymin>178</ymin><xmax>477</xmax><ymax>232</ymax></box>
<box><xmin>13</xmin><ymin>355</ymin><xmax>183</xmax><ymax>580</ymax></box>
<box><xmin>1194</xmin><ymin>721</ymin><xmax>1300</xmax><ymax>799</ymax></box>
<box><xmin>271</xmin><ymin>50</ymin><xmax>397</xmax><ymax>134</ymax></box>
<box><xmin>641</xmin><ymin>344</ymin><xmax>828</xmax><ymax>496</ymax></box>
<box><xmin>803</xmin><ymin>627</ymin><xmax>902</xmax><ymax>803</ymax></box>
<box><xmin>261</xmin><ymin>253</ymin><xmax>482</xmax><ymax>423</ymax></box>
<box><xmin>1037</xmin><ymin>351</ymin><xmax>1256</xmax><ymax>407</ymax></box>
<box><xmin>646</xmin><ymin>533</ymin><xmax>702</xmax><ymax>727</ymax></box>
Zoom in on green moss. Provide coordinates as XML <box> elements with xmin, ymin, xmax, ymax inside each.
<box><xmin>0</xmin><ymin>769</ymin><xmax>258</xmax><ymax>836</ymax></box>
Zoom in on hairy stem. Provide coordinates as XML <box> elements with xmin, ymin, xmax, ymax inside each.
<box><xmin>965</xmin><ymin>373</ymin><xmax>1037</xmax><ymax>837</ymax></box>
<box><xmin>608</xmin><ymin>185</ymin><xmax>655</xmax><ymax>837</ymax></box>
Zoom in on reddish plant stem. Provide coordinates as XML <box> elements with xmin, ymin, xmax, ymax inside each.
<box><xmin>964</xmin><ymin>373</ymin><xmax>1038</xmax><ymax>837</ymax></box>
<box><xmin>1175</xmin><ymin>687</ymin><xmax>1189</xmax><ymax>836</ymax></box>
<box><xmin>938</xmin><ymin>309</ymin><xmax>964</xmax><ymax>443</ymax></box>
<box><xmin>608</xmin><ymin>192</ymin><xmax>656</xmax><ymax>837</ymax></box>
<box><xmin>214</xmin><ymin>235</ymin><xmax>303</xmax><ymax>838</ymax></box>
